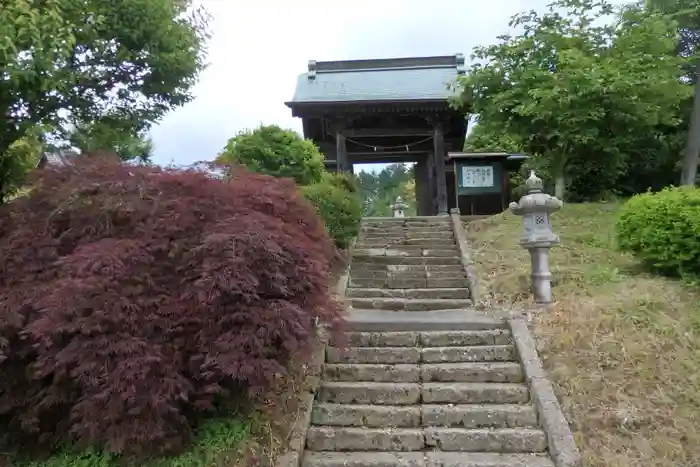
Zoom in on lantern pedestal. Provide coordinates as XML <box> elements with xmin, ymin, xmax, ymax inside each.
<box><xmin>509</xmin><ymin>171</ymin><xmax>563</xmax><ymax>304</ymax></box>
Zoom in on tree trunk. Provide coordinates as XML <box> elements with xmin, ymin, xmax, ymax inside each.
<box><xmin>680</xmin><ymin>58</ymin><xmax>700</xmax><ymax>186</ymax></box>
<box><xmin>554</xmin><ymin>174</ymin><xmax>566</xmax><ymax>199</ymax></box>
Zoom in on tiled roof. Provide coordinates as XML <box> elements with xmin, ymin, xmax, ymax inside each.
<box><xmin>287</xmin><ymin>54</ymin><xmax>465</xmax><ymax>105</ymax></box>
<box><xmin>37</xmin><ymin>149</ymin><xmax>79</xmax><ymax>168</ymax></box>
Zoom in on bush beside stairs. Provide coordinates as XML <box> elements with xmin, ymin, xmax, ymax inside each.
<box><xmin>296</xmin><ymin>216</ymin><xmax>579</xmax><ymax>467</ymax></box>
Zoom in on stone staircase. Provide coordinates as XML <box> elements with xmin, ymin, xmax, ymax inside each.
<box><xmin>346</xmin><ymin>217</ymin><xmax>473</xmax><ymax>312</ymax></box>
<box><xmin>298</xmin><ymin>217</ymin><xmax>560</xmax><ymax>467</ymax></box>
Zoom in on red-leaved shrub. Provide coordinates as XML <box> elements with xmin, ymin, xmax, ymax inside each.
<box><xmin>0</xmin><ymin>155</ymin><xmax>344</xmax><ymax>456</ymax></box>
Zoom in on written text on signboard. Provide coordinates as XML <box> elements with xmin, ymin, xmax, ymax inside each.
<box><xmin>461</xmin><ymin>165</ymin><xmax>494</xmax><ymax>188</ymax></box>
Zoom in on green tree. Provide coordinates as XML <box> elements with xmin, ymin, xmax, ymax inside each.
<box><xmin>217</xmin><ymin>125</ymin><xmax>326</xmax><ymax>186</ymax></box>
<box><xmin>0</xmin><ymin>0</ymin><xmax>208</xmax><ymax>196</ymax></box>
<box><xmin>68</xmin><ymin>118</ymin><xmax>154</xmax><ymax>163</ymax></box>
<box><xmin>454</xmin><ymin>0</ymin><xmax>689</xmax><ymax>199</ymax></box>
<box><xmin>464</xmin><ymin>122</ymin><xmax>523</xmax><ymax>153</ymax></box>
<box><xmin>642</xmin><ymin>0</ymin><xmax>700</xmax><ymax>185</ymax></box>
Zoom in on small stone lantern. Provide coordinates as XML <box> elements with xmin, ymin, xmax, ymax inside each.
<box><xmin>391</xmin><ymin>197</ymin><xmax>408</xmax><ymax>218</ymax></box>
<box><xmin>509</xmin><ymin>171</ymin><xmax>563</xmax><ymax>304</ymax></box>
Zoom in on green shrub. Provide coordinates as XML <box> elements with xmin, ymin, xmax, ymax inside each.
<box><xmin>217</xmin><ymin>125</ymin><xmax>325</xmax><ymax>186</ymax></box>
<box><xmin>302</xmin><ymin>173</ymin><xmax>362</xmax><ymax>249</ymax></box>
<box><xmin>616</xmin><ymin>186</ymin><xmax>700</xmax><ymax>277</ymax></box>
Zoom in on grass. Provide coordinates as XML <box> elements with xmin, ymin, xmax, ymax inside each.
<box><xmin>465</xmin><ymin>203</ymin><xmax>700</xmax><ymax>467</ymax></box>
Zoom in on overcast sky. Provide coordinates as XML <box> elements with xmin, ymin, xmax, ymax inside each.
<box><xmin>148</xmin><ymin>0</ymin><xmax>553</xmax><ymax>168</ymax></box>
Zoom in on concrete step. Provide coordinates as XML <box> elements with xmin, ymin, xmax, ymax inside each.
<box><xmin>422</xmin><ymin>383</ymin><xmax>529</xmax><ymax>404</ymax></box>
<box><xmin>306</xmin><ymin>426</ymin><xmax>424</xmax><ymax>451</ymax></box>
<box><xmin>326</xmin><ymin>346</ymin><xmax>514</xmax><ymax>364</ymax></box>
<box><xmin>346</xmin><ymin>288</ymin><xmax>471</xmax><ymax>299</ymax></box>
<box><xmin>350</xmin><ymin>264</ymin><xmax>465</xmax><ymax>273</ymax></box>
<box><xmin>302</xmin><ymin>452</ymin><xmax>555</xmax><ymax>467</ymax></box>
<box><xmin>342</xmin><ymin>330</ymin><xmax>512</xmax><ymax>347</ymax></box>
<box><xmin>422</xmin><ymin>345</ymin><xmax>515</xmax><ymax>363</ymax></box>
<box><xmin>311</xmin><ymin>403</ymin><xmax>420</xmax><ymax>428</ymax></box>
<box><xmin>348</xmin><ymin>277</ymin><xmax>468</xmax><ymax>289</ymax></box>
<box><xmin>421</xmin><ymin>362</ymin><xmax>523</xmax><ymax>383</ymax></box>
<box><xmin>318</xmin><ymin>382</ymin><xmax>529</xmax><ymax>405</ymax></box>
<box><xmin>360</xmin><ymin>229</ymin><xmax>454</xmax><ymax>237</ymax></box>
<box><xmin>317</xmin><ymin>382</ymin><xmax>421</xmax><ymax>405</ymax></box>
<box><xmin>357</xmin><ymin>239</ymin><xmax>456</xmax><ymax>248</ymax></box>
<box><xmin>353</xmin><ymin>247</ymin><xmax>459</xmax><ymax>258</ymax></box>
<box><xmin>310</xmin><ymin>403</ymin><xmax>537</xmax><ymax>429</ymax></box>
<box><xmin>305</xmin><ymin>427</ymin><xmax>546</xmax><ymax>452</ymax></box>
<box><xmin>322</xmin><ymin>362</ymin><xmax>522</xmax><ymax>383</ymax></box>
<box><xmin>361</xmin><ymin>224</ymin><xmax>453</xmax><ymax>232</ymax></box>
<box><xmin>424</xmin><ymin>428</ymin><xmax>547</xmax><ymax>452</ymax></box>
<box><xmin>350</xmin><ymin>270</ymin><xmax>466</xmax><ymax>280</ymax></box>
<box><xmin>422</xmin><ymin>404</ymin><xmax>537</xmax><ymax>428</ymax></box>
<box><xmin>362</xmin><ymin>216</ymin><xmax>451</xmax><ymax>225</ymax></box>
<box><xmin>347</xmin><ymin>310</ymin><xmax>507</xmax><ymax>332</ymax></box>
<box><xmin>323</xmin><ymin>364</ymin><xmax>421</xmax><ymax>382</ymax></box>
<box><xmin>360</xmin><ymin>234</ymin><xmax>454</xmax><ymax>241</ymax></box>
<box><xmin>352</xmin><ymin>256</ymin><xmax>461</xmax><ymax>266</ymax></box>
<box><xmin>348</xmin><ymin>298</ymin><xmax>474</xmax><ymax>312</ymax></box>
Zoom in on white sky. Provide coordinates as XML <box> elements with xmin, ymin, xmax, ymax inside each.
<box><xmin>147</xmin><ymin>0</ymin><xmax>555</xmax><ymax>170</ymax></box>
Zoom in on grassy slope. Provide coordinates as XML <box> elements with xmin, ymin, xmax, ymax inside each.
<box><xmin>466</xmin><ymin>203</ymin><xmax>700</xmax><ymax>467</ymax></box>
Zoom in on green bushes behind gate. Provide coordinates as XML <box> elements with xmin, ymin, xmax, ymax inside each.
<box><xmin>616</xmin><ymin>186</ymin><xmax>700</xmax><ymax>278</ymax></box>
<box><xmin>302</xmin><ymin>172</ymin><xmax>362</xmax><ymax>249</ymax></box>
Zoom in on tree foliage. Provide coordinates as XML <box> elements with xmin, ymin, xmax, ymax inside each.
<box><xmin>302</xmin><ymin>172</ymin><xmax>363</xmax><ymax>249</ymax></box>
<box><xmin>217</xmin><ymin>125</ymin><xmax>326</xmax><ymax>186</ymax></box>
<box><xmin>454</xmin><ymin>0</ymin><xmax>690</xmax><ymax>199</ymax></box>
<box><xmin>67</xmin><ymin>118</ymin><xmax>154</xmax><ymax>163</ymax></box>
<box><xmin>0</xmin><ymin>0</ymin><xmax>208</xmax><ymax>196</ymax></box>
<box><xmin>0</xmin><ymin>157</ymin><xmax>343</xmax><ymax>457</ymax></box>
<box><xmin>357</xmin><ymin>164</ymin><xmax>417</xmax><ymax>216</ymax></box>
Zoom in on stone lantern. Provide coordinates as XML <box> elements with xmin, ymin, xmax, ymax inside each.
<box><xmin>391</xmin><ymin>197</ymin><xmax>408</xmax><ymax>218</ymax></box>
<box><xmin>509</xmin><ymin>171</ymin><xmax>563</xmax><ymax>304</ymax></box>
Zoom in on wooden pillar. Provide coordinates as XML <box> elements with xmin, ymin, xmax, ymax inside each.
<box><xmin>433</xmin><ymin>121</ymin><xmax>448</xmax><ymax>215</ymax></box>
<box><xmin>427</xmin><ymin>151</ymin><xmax>436</xmax><ymax>215</ymax></box>
<box><xmin>336</xmin><ymin>130</ymin><xmax>347</xmax><ymax>172</ymax></box>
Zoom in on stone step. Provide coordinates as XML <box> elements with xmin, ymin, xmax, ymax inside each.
<box><xmin>348</xmin><ymin>277</ymin><xmax>467</xmax><ymax>289</ymax></box>
<box><xmin>422</xmin><ymin>404</ymin><xmax>538</xmax><ymax>428</ymax></box>
<box><xmin>342</xmin><ymin>330</ymin><xmax>512</xmax><ymax>347</ymax></box>
<box><xmin>422</xmin><ymin>346</ymin><xmax>515</xmax><ymax>363</ymax></box>
<box><xmin>360</xmin><ymin>233</ymin><xmax>454</xmax><ymax>241</ymax></box>
<box><xmin>306</xmin><ymin>426</ymin><xmax>424</xmax><ymax>451</ymax></box>
<box><xmin>311</xmin><ymin>403</ymin><xmax>421</xmax><ymax>428</ymax></box>
<box><xmin>311</xmin><ymin>403</ymin><xmax>537</xmax><ymax>429</ymax></box>
<box><xmin>362</xmin><ymin>217</ymin><xmax>451</xmax><ymax>224</ymax></box>
<box><xmin>305</xmin><ymin>427</ymin><xmax>546</xmax><ymax>452</ymax></box>
<box><xmin>318</xmin><ymin>382</ymin><xmax>529</xmax><ymax>405</ymax></box>
<box><xmin>361</xmin><ymin>228</ymin><xmax>454</xmax><ymax>236</ymax></box>
<box><xmin>323</xmin><ymin>364</ymin><xmax>421</xmax><ymax>382</ymax></box>
<box><xmin>422</xmin><ymin>383</ymin><xmax>529</xmax><ymax>404</ymax></box>
<box><xmin>361</xmin><ymin>224</ymin><xmax>453</xmax><ymax>231</ymax></box>
<box><xmin>355</xmin><ymin>241</ymin><xmax>456</xmax><ymax>248</ymax></box>
<box><xmin>421</xmin><ymin>362</ymin><xmax>523</xmax><ymax>383</ymax></box>
<box><xmin>353</xmin><ymin>248</ymin><xmax>459</xmax><ymax>258</ymax></box>
<box><xmin>302</xmin><ymin>452</ymin><xmax>555</xmax><ymax>467</ymax></box>
<box><xmin>424</xmin><ymin>428</ymin><xmax>547</xmax><ymax>453</ymax></box>
<box><xmin>350</xmin><ymin>264</ymin><xmax>465</xmax><ymax>273</ymax></box>
<box><xmin>350</xmin><ymin>270</ymin><xmax>465</xmax><ymax>280</ymax></box>
<box><xmin>352</xmin><ymin>256</ymin><xmax>461</xmax><ymax>266</ymax></box>
<box><xmin>347</xmin><ymin>310</ymin><xmax>507</xmax><ymax>332</ymax></box>
<box><xmin>348</xmin><ymin>298</ymin><xmax>474</xmax><ymax>312</ymax></box>
<box><xmin>346</xmin><ymin>288</ymin><xmax>471</xmax><ymax>299</ymax></box>
<box><xmin>326</xmin><ymin>346</ymin><xmax>514</xmax><ymax>364</ymax></box>
<box><xmin>317</xmin><ymin>382</ymin><xmax>421</xmax><ymax>405</ymax></box>
<box><xmin>322</xmin><ymin>362</ymin><xmax>522</xmax><ymax>383</ymax></box>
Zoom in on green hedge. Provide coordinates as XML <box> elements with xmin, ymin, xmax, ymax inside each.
<box><xmin>302</xmin><ymin>173</ymin><xmax>362</xmax><ymax>249</ymax></box>
<box><xmin>616</xmin><ymin>186</ymin><xmax>700</xmax><ymax>277</ymax></box>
